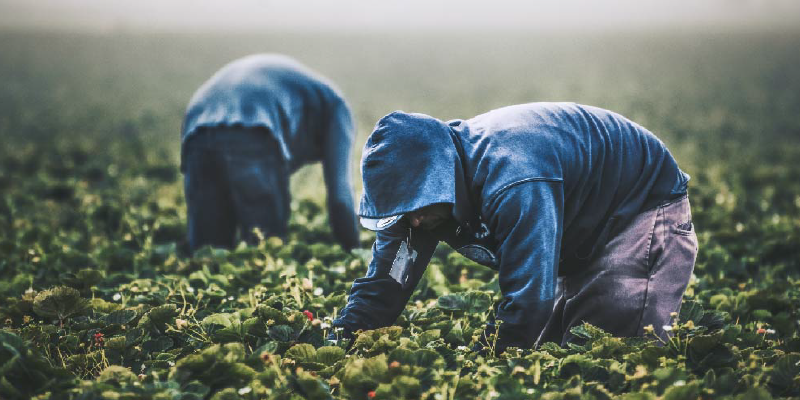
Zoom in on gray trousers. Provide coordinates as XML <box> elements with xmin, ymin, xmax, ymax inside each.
<box><xmin>537</xmin><ymin>195</ymin><xmax>698</xmax><ymax>346</ymax></box>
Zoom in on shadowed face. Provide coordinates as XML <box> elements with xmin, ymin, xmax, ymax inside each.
<box><xmin>407</xmin><ymin>203</ymin><xmax>452</xmax><ymax>230</ymax></box>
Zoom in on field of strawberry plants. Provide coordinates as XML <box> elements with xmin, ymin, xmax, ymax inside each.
<box><xmin>1</xmin><ymin>30</ymin><xmax>800</xmax><ymax>399</ymax></box>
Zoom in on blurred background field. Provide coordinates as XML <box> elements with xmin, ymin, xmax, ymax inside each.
<box><xmin>2</xmin><ymin>29</ymin><xmax>799</xmax><ymax>191</ymax></box>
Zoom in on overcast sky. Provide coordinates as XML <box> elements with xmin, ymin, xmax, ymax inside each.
<box><xmin>1</xmin><ymin>0</ymin><xmax>799</xmax><ymax>33</ymax></box>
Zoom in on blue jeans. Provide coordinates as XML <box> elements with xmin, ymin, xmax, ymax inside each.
<box><xmin>182</xmin><ymin>127</ymin><xmax>289</xmax><ymax>252</ymax></box>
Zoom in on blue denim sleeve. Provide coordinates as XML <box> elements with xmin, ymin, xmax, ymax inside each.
<box><xmin>334</xmin><ymin>220</ymin><xmax>439</xmax><ymax>331</ymax></box>
<box><xmin>322</xmin><ymin>99</ymin><xmax>359</xmax><ymax>251</ymax></box>
<box><xmin>485</xmin><ymin>180</ymin><xmax>564</xmax><ymax>349</ymax></box>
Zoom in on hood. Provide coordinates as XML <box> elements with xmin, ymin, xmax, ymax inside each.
<box><xmin>358</xmin><ymin>111</ymin><xmax>478</xmax><ymax>229</ymax></box>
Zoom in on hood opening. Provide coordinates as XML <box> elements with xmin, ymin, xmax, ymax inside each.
<box><xmin>358</xmin><ymin>111</ymin><xmax>479</xmax><ymax>230</ymax></box>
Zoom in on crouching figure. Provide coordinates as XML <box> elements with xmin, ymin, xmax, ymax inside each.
<box><xmin>334</xmin><ymin>102</ymin><xmax>697</xmax><ymax>350</ymax></box>
<box><xmin>181</xmin><ymin>54</ymin><xmax>359</xmax><ymax>253</ymax></box>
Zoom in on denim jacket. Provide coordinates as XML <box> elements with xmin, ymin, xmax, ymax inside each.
<box><xmin>335</xmin><ymin>102</ymin><xmax>689</xmax><ymax>348</ymax></box>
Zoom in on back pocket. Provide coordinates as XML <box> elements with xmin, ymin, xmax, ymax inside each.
<box><xmin>673</xmin><ymin>221</ymin><xmax>694</xmax><ymax>236</ymax></box>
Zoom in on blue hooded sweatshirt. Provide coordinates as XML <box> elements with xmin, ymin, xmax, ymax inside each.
<box><xmin>335</xmin><ymin>102</ymin><xmax>689</xmax><ymax>348</ymax></box>
<box><xmin>181</xmin><ymin>54</ymin><xmax>358</xmax><ymax>250</ymax></box>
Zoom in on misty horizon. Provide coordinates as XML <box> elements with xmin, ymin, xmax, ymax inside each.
<box><xmin>1</xmin><ymin>0</ymin><xmax>800</xmax><ymax>34</ymax></box>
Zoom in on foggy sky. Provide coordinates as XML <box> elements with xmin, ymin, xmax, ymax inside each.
<box><xmin>1</xmin><ymin>0</ymin><xmax>799</xmax><ymax>33</ymax></box>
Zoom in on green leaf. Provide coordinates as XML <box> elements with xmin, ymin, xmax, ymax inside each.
<box><xmin>294</xmin><ymin>369</ymin><xmax>333</xmax><ymax>400</ymax></box>
<box><xmin>570</xmin><ymin>323</ymin><xmax>611</xmax><ymax>341</ymax></box>
<box><xmin>169</xmin><ymin>343</ymin><xmax>254</xmax><ymax>391</ymax></box>
<box><xmin>436</xmin><ymin>290</ymin><xmax>492</xmax><ymax>314</ymax></box>
<box><xmin>619</xmin><ymin>393</ymin><xmax>657</xmax><ymax>400</ymax></box>
<box><xmin>386</xmin><ymin>348</ymin><xmax>444</xmax><ymax>373</ymax></box>
<box><xmin>124</xmin><ymin>327</ymin><xmax>145</xmax><ymax>346</ymax></box>
<box><xmin>416</xmin><ymin>329</ymin><xmax>441</xmax><ymax>347</ymax></box>
<box><xmin>663</xmin><ymin>382</ymin><xmax>700</xmax><ymax>400</ymax></box>
<box><xmin>105</xmin><ymin>336</ymin><xmax>127</xmax><ymax>352</ymax></box>
<box><xmin>137</xmin><ymin>304</ymin><xmax>179</xmax><ymax>333</ymax></box>
<box><xmin>388</xmin><ymin>348</ymin><xmax>416</xmax><ymax>366</ymax></box>
<box><xmin>202</xmin><ymin>313</ymin><xmax>237</xmax><ymax>329</ymax></box>
<box><xmin>97</xmin><ymin>366</ymin><xmax>137</xmax><ymax>386</ymax></box>
<box><xmin>352</xmin><ymin>326</ymin><xmax>403</xmax><ymax>353</ymax></box>
<box><xmin>0</xmin><ymin>330</ymin><xmax>78</xmax><ymax>397</ymax></box>
<box><xmin>182</xmin><ymin>381</ymin><xmax>211</xmax><ymax>398</ymax></box>
<box><xmin>285</xmin><ymin>343</ymin><xmax>317</xmax><ymax>363</ymax></box>
<box><xmin>101</xmin><ymin>309</ymin><xmax>138</xmax><ymax>325</ymax></box>
<box><xmin>412</xmin><ymin>349</ymin><xmax>444</xmax><ymax>369</ymax></box>
<box><xmin>625</xmin><ymin>346</ymin><xmax>669</xmax><ymax>370</ymax></box>
<box><xmin>751</xmin><ymin>309</ymin><xmax>772</xmax><ymax>320</ymax></box>
<box><xmin>734</xmin><ymin>387</ymin><xmax>775</xmax><ymax>400</ymax></box>
<box><xmin>90</xmin><ymin>298</ymin><xmax>123</xmax><ymax>313</ymax></box>
<box><xmin>679</xmin><ymin>300</ymin><xmax>704</xmax><ymax>324</ymax></box>
<box><xmin>32</xmin><ymin>286</ymin><xmax>90</xmax><ymax>323</ymax></box>
<box><xmin>437</xmin><ymin>293</ymin><xmax>468</xmax><ymax>311</ymax></box>
<box><xmin>142</xmin><ymin>336</ymin><xmax>174</xmax><ymax>353</ymax></box>
<box><xmin>768</xmin><ymin>353</ymin><xmax>800</xmax><ymax>395</ymax></box>
<box><xmin>341</xmin><ymin>354</ymin><xmax>389</xmax><ymax>397</ymax></box>
<box><xmin>376</xmin><ymin>375</ymin><xmax>422</xmax><ymax>399</ymax></box>
<box><xmin>688</xmin><ymin>332</ymin><xmax>722</xmax><ymax>354</ymax></box>
<box><xmin>558</xmin><ymin>354</ymin><xmax>598</xmax><ymax>379</ymax></box>
<box><xmin>243</xmin><ymin>317</ymin><xmax>266</xmax><ymax>337</ymax></box>
<box><xmin>316</xmin><ymin>346</ymin><xmax>345</xmax><ymax>365</ymax></box>
<box><xmin>444</xmin><ymin>320</ymin><xmax>466</xmax><ymax>345</ymax></box>
<box><xmin>268</xmin><ymin>324</ymin><xmax>295</xmax><ymax>342</ymax></box>
<box><xmin>202</xmin><ymin>283</ymin><xmax>227</xmax><ymax>298</ymax></box>
<box><xmin>587</xmin><ymin>336</ymin><xmax>627</xmax><ymax>358</ymax></box>
<box><xmin>208</xmin><ymin>388</ymin><xmax>238</xmax><ymax>400</ymax></box>
<box><xmin>462</xmin><ymin>291</ymin><xmax>493</xmax><ymax>313</ymax></box>
<box><xmin>687</xmin><ymin>331</ymin><xmax>735</xmax><ymax>372</ymax></box>
<box><xmin>76</xmin><ymin>268</ymin><xmax>106</xmax><ymax>287</ymax></box>
<box><xmin>256</xmin><ymin>305</ymin><xmax>290</xmax><ymax>325</ymax></box>
<box><xmin>61</xmin><ymin>268</ymin><xmax>106</xmax><ymax>292</ymax></box>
